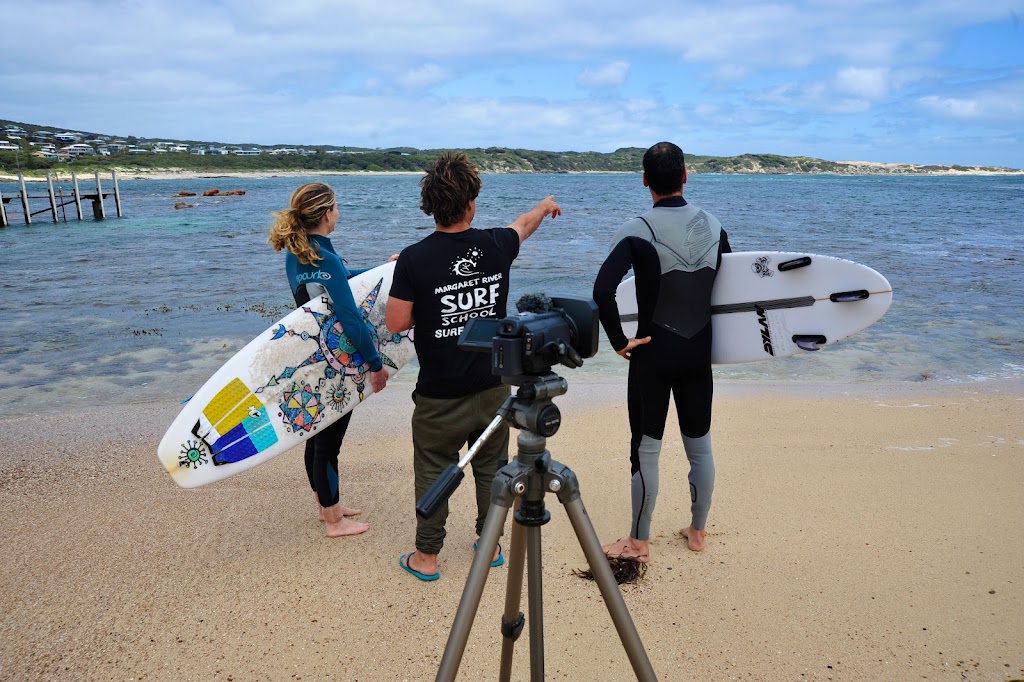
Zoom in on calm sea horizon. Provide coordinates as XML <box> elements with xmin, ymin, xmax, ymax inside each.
<box><xmin>1</xmin><ymin>172</ymin><xmax>1022</xmax><ymax>415</ymax></box>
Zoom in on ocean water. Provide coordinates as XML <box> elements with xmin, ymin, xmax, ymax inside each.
<box><xmin>1</xmin><ymin>172</ymin><xmax>1022</xmax><ymax>414</ymax></box>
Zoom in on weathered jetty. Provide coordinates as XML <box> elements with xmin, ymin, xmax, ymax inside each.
<box><xmin>0</xmin><ymin>170</ymin><xmax>123</xmax><ymax>227</ymax></box>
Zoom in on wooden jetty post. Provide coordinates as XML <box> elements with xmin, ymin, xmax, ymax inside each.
<box><xmin>112</xmin><ymin>170</ymin><xmax>123</xmax><ymax>217</ymax></box>
<box><xmin>3</xmin><ymin>170</ymin><xmax>122</xmax><ymax>225</ymax></box>
<box><xmin>46</xmin><ymin>172</ymin><xmax>59</xmax><ymax>223</ymax></box>
<box><xmin>93</xmin><ymin>171</ymin><xmax>106</xmax><ymax>220</ymax></box>
<box><xmin>71</xmin><ymin>172</ymin><xmax>84</xmax><ymax>220</ymax></box>
<box><xmin>18</xmin><ymin>172</ymin><xmax>31</xmax><ymax>225</ymax></box>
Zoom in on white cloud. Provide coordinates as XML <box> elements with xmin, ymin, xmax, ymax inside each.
<box><xmin>576</xmin><ymin>61</ymin><xmax>631</xmax><ymax>89</ymax></box>
<box><xmin>917</xmin><ymin>79</ymin><xmax>1024</xmax><ymax>122</ymax></box>
<box><xmin>394</xmin><ymin>64</ymin><xmax>452</xmax><ymax>90</ymax></box>
<box><xmin>918</xmin><ymin>96</ymin><xmax>983</xmax><ymax>119</ymax></box>
<box><xmin>836</xmin><ymin>67</ymin><xmax>891</xmax><ymax>100</ymax></box>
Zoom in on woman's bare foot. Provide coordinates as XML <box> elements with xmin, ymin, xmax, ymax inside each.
<box><xmin>325</xmin><ymin>516</ymin><xmax>369</xmax><ymax>537</ymax></box>
<box><xmin>339</xmin><ymin>503</ymin><xmax>362</xmax><ymax>517</ymax></box>
<box><xmin>677</xmin><ymin>526</ymin><xmax>706</xmax><ymax>552</ymax></box>
<box><xmin>316</xmin><ymin>499</ymin><xmax>362</xmax><ymax>522</ymax></box>
<box><xmin>602</xmin><ymin>536</ymin><xmax>650</xmax><ymax>563</ymax></box>
<box><xmin>322</xmin><ymin>503</ymin><xmax>369</xmax><ymax>537</ymax></box>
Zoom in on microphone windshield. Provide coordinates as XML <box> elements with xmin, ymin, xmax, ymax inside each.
<box><xmin>516</xmin><ymin>293</ymin><xmax>553</xmax><ymax>314</ymax></box>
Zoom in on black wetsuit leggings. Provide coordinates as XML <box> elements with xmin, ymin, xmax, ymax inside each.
<box><xmin>304</xmin><ymin>411</ymin><xmax>353</xmax><ymax>508</ymax></box>
<box><xmin>627</xmin><ymin>322</ymin><xmax>714</xmax><ymax>466</ymax></box>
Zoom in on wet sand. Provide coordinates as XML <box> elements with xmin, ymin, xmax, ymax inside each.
<box><xmin>1</xmin><ymin>382</ymin><xmax>1022</xmax><ymax>681</ymax></box>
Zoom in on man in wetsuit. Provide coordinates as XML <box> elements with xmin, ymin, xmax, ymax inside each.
<box><xmin>593</xmin><ymin>141</ymin><xmax>731</xmax><ymax>560</ymax></box>
<box><xmin>386</xmin><ymin>151</ymin><xmax>562</xmax><ymax>581</ymax></box>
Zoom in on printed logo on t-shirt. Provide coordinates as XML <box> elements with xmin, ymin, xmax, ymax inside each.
<box><xmin>451</xmin><ymin>247</ymin><xmax>483</xmax><ymax>277</ymax></box>
<box><xmin>432</xmin><ymin>246</ymin><xmax>504</xmax><ymax>339</ymax></box>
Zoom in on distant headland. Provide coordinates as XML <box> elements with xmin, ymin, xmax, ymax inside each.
<box><xmin>2</xmin><ymin>118</ymin><xmax>1021</xmax><ymax>179</ymax></box>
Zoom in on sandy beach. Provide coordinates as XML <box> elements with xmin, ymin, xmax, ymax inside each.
<box><xmin>1</xmin><ymin>381</ymin><xmax>1022</xmax><ymax>681</ymax></box>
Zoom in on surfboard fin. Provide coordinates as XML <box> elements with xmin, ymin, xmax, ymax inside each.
<box><xmin>830</xmin><ymin>290</ymin><xmax>870</xmax><ymax>302</ymax></box>
<box><xmin>793</xmin><ymin>334</ymin><xmax>827</xmax><ymax>351</ymax></box>
<box><xmin>778</xmin><ymin>256</ymin><xmax>812</xmax><ymax>271</ymax></box>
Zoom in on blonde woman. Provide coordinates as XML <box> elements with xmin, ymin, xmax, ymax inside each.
<box><xmin>269</xmin><ymin>182</ymin><xmax>389</xmax><ymax>537</ymax></box>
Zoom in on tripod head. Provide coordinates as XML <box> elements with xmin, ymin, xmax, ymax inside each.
<box><xmin>501</xmin><ymin>371</ymin><xmax>567</xmax><ymax>437</ymax></box>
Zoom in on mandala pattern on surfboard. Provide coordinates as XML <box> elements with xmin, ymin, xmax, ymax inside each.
<box><xmin>255</xmin><ymin>277</ymin><xmax>410</xmax><ymax>426</ymax></box>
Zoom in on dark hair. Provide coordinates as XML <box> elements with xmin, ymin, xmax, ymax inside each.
<box><xmin>642</xmin><ymin>141</ymin><xmax>686</xmax><ymax>196</ymax></box>
<box><xmin>420</xmin><ymin>151</ymin><xmax>482</xmax><ymax>227</ymax></box>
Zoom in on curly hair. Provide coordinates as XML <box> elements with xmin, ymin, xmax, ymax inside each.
<box><xmin>267</xmin><ymin>182</ymin><xmax>336</xmax><ymax>265</ymax></box>
<box><xmin>420</xmin><ymin>151</ymin><xmax>482</xmax><ymax>227</ymax></box>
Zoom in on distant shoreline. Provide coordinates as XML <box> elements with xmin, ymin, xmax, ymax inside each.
<box><xmin>4</xmin><ymin>165</ymin><xmax>1023</xmax><ymax>183</ymax></box>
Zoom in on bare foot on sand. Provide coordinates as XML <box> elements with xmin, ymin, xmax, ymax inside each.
<box><xmin>317</xmin><ymin>499</ymin><xmax>362</xmax><ymax>522</ymax></box>
<box><xmin>602</xmin><ymin>536</ymin><xmax>650</xmax><ymax>563</ymax></box>
<box><xmin>677</xmin><ymin>526</ymin><xmax>706</xmax><ymax>552</ymax></box>
<box><xmin>325</xmin><ymin>516</ymin><xmax>369</xmax><ymax>538</ymax></box>
<box><xmin>321</xmin><ymin>503</ymin><xmax>369</xmax><ymax>537</ymax></box>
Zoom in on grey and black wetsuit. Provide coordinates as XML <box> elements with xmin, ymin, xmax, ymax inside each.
<box><xmin>285</xmin><ymin>234</ymin><xmax>383</xmax><ymax>509</ymax></box>
<box><xmin>593</xmin><ymin>196</ymin><xmax>731</xmax><ymax>539</ymax></box>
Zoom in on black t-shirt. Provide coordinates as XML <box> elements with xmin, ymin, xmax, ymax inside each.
<box><xmin>390</xmin><ymin>227</ymin><xmax>521</xmax><ymax>398</ymax></box>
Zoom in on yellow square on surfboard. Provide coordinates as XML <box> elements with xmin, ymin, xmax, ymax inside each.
<box><xmin>203</xmin><ymin>377</ymin><xmax>263</xmax><ymax>431</ymax></box>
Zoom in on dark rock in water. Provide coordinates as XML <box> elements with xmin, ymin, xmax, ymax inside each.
<box><xmin>202</xmin><ymin>188</ymin><xmax>221</xmax><ymax>196</ymax></box>
<box><xmin>175</xmin><ymin>191</ymin><xmax>196</xmax><ymax>197</ymax></box>
<box><xmin>173</xmin><ymin>201</ymin><xmax>195</xmax><ymax>210</ymax></box>
<box><xmin>222</xmin><ymin>189</ymin><xmax>246</xmax><ymax>196</ymax></box>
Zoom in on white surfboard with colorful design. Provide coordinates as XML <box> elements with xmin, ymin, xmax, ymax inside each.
<box><xmin>157</xmin><ymin>261</ymin><xmax>414</xmax><ymax>488</ymax></box>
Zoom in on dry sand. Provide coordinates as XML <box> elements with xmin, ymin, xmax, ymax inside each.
<box><xmin>1</xmin><ymin>382</ymin><xmax>1022</xmax><ymax>681</ymax></box>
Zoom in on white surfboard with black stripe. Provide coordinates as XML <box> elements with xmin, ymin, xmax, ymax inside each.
<box><xmin>617</xmin><ymin>251</ymin><xmax>892</xmax><ymax>364</ymax></box>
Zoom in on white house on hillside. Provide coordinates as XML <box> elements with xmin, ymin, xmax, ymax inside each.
<box><xmin>62</xmin><ymin>143</ymin><xmax>95</xmax><ymax>156</ymax></box>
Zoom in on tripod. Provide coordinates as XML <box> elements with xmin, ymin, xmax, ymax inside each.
<box><xmin>416</xmin><ymin>372</ymin><xmax>658</xmax><ymax>681</ymax></box>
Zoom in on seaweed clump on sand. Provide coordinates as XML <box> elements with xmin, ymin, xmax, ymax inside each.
<box><xmin>573</xmin><ymin>556</ymin><xmax>647</xmax><ymax>584</ymax></box>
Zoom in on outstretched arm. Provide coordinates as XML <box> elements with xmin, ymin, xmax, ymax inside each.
<box><xmin>508</xmin><ymin>195</ymin><xmax>561</xmax><ymax>243</ymax></box>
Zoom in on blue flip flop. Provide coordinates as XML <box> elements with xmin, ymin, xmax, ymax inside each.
<box><xmin>473</xmin><ymin>542</ymin><xmax>505</xmax><ymax>568</ymax></box>
<box><xmin>399</xmin><ymin>552</ymin><xmax>440</xmax><ymax>582</ymax></box>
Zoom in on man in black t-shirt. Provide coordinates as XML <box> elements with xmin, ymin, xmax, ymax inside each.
<box><xmin>387</xmin><ymin>152</ymin><xmax>561</xmax><ymax>581</ymax></box>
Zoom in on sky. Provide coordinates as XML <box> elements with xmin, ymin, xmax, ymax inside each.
<box><xmin>2</xmin><ymin>0</ymin><xmax>1023</xmax><ymax>167</ymax></box>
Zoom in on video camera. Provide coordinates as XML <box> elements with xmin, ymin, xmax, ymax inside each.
<box><xmin>457</xmin><ymin>294</ymin><xmax>600</xmax><ymax>380</ymax></box>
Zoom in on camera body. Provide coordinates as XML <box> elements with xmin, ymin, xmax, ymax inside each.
<box><xmin>458</xmin><ymin>295</ymin><xmax>600</xmax><ymax>380</ymax></box>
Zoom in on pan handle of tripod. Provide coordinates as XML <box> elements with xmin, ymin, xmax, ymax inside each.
<box><xmin>415</xmin><ymin>411</ymin><xmax>508</xmax><ymax>518</ymax></box>
<box><xmin>416</xmin><ymin>464</ymin><xmax>465</xmax><ymax>518</ymax></box>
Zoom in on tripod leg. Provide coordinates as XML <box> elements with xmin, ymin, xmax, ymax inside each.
<box><xmin>563</xmin><ymin>497</ymin><xmax>658</xmax><ymax>681</ymax></box>
<box><xmin>435</xmin><ymin>501</ymin><xmax>510</xmax><ymax>682</ymax></box>
<box><xmin>497</xmin><ymin>511</ymin><xmax>526</xmax><ymax>682</ymax></box>
<box><xmin>526</xmin><ymin>524</ymin><xmax>546</xmax><ymax>681</ymax></box>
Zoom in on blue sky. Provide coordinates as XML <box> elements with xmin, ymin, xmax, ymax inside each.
<box><xmin>2</xmin><ymin>0</ymin><xmax>1022</xmax><ymax>167</ymax></box>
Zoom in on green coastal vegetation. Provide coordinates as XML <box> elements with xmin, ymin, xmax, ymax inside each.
<box><xmin>2</xmin><ymin>118</ymin><xmax>1019</xmax><ymax>177</ymax></box>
